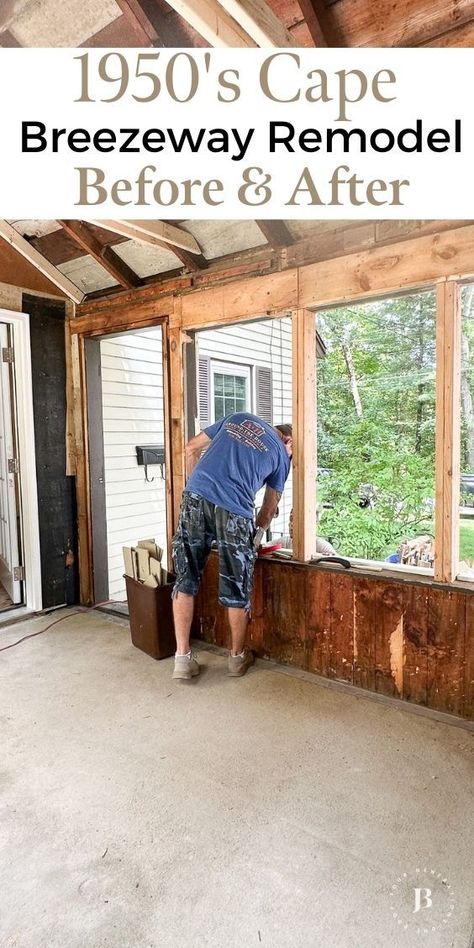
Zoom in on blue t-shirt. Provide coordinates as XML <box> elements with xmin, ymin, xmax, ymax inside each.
<box><xmin>186</xmin><ymin>412</ymin><xmax>291</xmax><ymax>519</ymax></box>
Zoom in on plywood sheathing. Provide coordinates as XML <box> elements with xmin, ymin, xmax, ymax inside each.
<box><xmin>195</xmin><ymin>555</ymin><xmax>473</xmax><ymax>719</ymax></box>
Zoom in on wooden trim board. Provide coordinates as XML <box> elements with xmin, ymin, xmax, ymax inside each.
<box><xmin>291</xmin><ymin>309</ymin><xmax>317</xmax><ymax>561</ymax></box>
<box><xmin>75</xmin><ymin>225</ymin><xmax>474</xmax><ymax>335</ymax></box>
<box><xmin>435</xmin><ymin>282</ymin><xmax>461</xmax><ymax>582</ymax></box>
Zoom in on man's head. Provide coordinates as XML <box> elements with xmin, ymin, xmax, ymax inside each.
<box><xmin>274</xmin><ymin>423</ymin><xmax>293</xmax><ymax>458</ymax></box>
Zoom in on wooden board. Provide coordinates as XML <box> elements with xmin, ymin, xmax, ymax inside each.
<box><xmin>0</xmin><ymin>241</ymin><xmax>64</xmax><ymax>297</ymax></box>
<box><xmin>374</xmin><ymin>581</ymin><xmax>404</xmax><ymax>697</ymax></box>
<box><xmin>262</xmin><ymin>562</ymin><xmax>306</xmax><ymax>666</ymax></box>
<box><xmin>427</xmin><ymin>588</ymin><xmax>466</xmax><ymax>716</ymax></box>
<box><xmin>195</xmin><ymin>556</ymin><xmax>474</xmax><ymax>719</ymax></box>
<box><xmin>75</xmin><ymin>223</ymin><xmax>474</xmax><ymax>334</ymax></box>
<box><xmin>305</xmin><ymin>567</ymin><xmax>332</xmax><ymax>676</ymax></box>
<box><xmin>353</xmin><ymin>576</ymin><xmax>376</xmax><ymax>691</ymax></box>
<box><xmin>291</xmin><ymin>308</ymin><xmax>317</xmax><ymax>561</ymax></box>
<box><xmin>464</xmin><ymin>594</ymin><xmax>474</xmax><ymax>718</ymax></box>
<box><xmin>327</xmin><ymin>571</ymin><xmax>354</xmax><ymax>682</ymax></box>
<box><xmin>403</xmin><ymin>583</ymin><xmax>429</xmax><ymax>706</ymax></box>
<box><xmin>168</xmin><ymin>320</ymin><xmax>187</xmax><ymax>531</ymax></box>
<box><xmin>320</xmin><ymin>0</ymin><xmax>474</xmax><ymax>48</ymax></box>
<box><xmin>435</xmin><ymin>282</ymin><xmax>461</xmax><ymax>582</ymax></box>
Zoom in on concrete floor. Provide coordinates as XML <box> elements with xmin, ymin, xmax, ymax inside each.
<box><xmin>1</xmin><ymin>609</ymin><xmax>473</xmax><ymax>948</ymax></box>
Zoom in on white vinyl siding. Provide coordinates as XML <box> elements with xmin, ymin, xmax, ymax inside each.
<box><xmin>100</xmin><ymin>328</ymin><xmax>167</xmax><ymax>601</ymax></box>
<box><xmin>197</xmin><ymin>318</ymin><xmax>293</xmax><ymax>538</ymax></box>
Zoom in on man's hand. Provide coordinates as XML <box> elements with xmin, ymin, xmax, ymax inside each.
<box><xmin>253</xmin><ymin>527</ymin><xmax>265</xmax><ymax>550</ymax></box>
<box><xmin>256</xmin><ymin>486</ymin><xmax>282</xmax><ymax>531</ymax></box>
<box><xmin>185</xmin><ymin>431</ymin><xmax>211</xmax><ymax>477</ymax></box>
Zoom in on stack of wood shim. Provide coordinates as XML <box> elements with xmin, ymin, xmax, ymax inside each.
<box><xmin>123</xmin><ymin>539</ymin><xmax>164</xmax><ymax>588</ymax></box>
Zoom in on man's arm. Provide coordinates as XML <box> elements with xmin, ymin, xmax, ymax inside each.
<box><xmin>185</xmin><ymin>431</ymin><xmax>211</xmax><ymax>477</ymax></box>
<box><xmin>256</xmin><ymin>486</ymin><xmax>282</xmax><ymax>530</ymax></box>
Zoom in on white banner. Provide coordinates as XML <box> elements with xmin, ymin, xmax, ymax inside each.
<box><xmin>0</xmin><ymin>47</ymin><xmax>472</xmax><ymax>219</ymax></box>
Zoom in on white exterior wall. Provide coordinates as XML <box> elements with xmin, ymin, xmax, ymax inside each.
<box><xmin>197</xmin><ymin>317</ymin><xmax>293</xmax><ymax>538</ymax></box>
<box><xmin>100</xmin><ymin>328</ymin><xmax>167</xmax><ymax>601</ymax></box>
<box><xmin>100</xmin><ymin>318</ymin><xmax>293</xmax><ymax>602</ymax></box>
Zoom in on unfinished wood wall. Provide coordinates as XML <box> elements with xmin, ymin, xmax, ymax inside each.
<box><xmin>194</xmin><ymin>555</ymin><xmax>474</xmax><ymax>721</ymax></box>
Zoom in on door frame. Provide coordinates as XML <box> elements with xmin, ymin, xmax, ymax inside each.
<box><xmin>0</xmin><ymin>308</ymin><xmax>42</xmax><ymax>612</ymax></box>
<box><xmin>84</xmin><ymin>322</ymin><xmax>169</xmax><ymax>605</ymax></box>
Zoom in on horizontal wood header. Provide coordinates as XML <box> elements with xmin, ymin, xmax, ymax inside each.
<box><xmin>74</xmin><ymin>224</ymin><xmax>474</xmax><ymax>336</ymax></box>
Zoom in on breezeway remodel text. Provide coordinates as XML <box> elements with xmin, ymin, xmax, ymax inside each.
<box><xmin>22</xmin><ymin>120</ymin><xmax>462</xmax><ymax>162</ymax></box>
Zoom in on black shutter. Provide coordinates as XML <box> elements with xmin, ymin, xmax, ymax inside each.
<box><xmin>198</xmin><ymin>356</ymin><xmax>211</xmax><ymax>429</ymax></box>
<box><xmin>256</xmin><ymin>365</ymin><xmax>273</xmax><ymax>423</ymax></box>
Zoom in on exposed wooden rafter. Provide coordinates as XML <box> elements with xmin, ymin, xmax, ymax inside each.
<box><xmin>296</xmin><ymin>0</ymin><xmax>335</xmax><ymax>46</ymax></box>
<box><xmin>114</xmin><ymin>0</ymin><xmax>160</xmax><ymax>46</ymax></box>
<box><xmin>0</xmin><ymin>220</ymin><xmax>85</xmax><ymax>304</ymax></box>
<box><xmin>163</xmin><ymin>0</ymin><xmax>257</xmax><ymax>46</ymax></box>
<box><xmin>155</xmin><ymin>240</ymin><xmax>208</xmax><ymax>271</ymax></box>
<box><xmin>292</xmin><ymin>309</ymin><xmax>317</xmax><ymax>561</ymax></box>
<box><xmin>435</xmin><ymin>282</ymin><xmax>461</xmax><ymax>582</ymax></box>
<box><xmin>91</xmin><ymin>219</ymin><xmax>203</xmax><ymax>255</ymax></box>
<box><xmin>58</xmin><ymin>220</ymin><xmax>140</xmax><ymax>290</ymax></box>
<box><xmin>256</xmin><ymin>220</ymin><xmax>294</xmax><ymax>250</ymax></box>
<box><xmin>217</xmin><ymin>0</ymin><xmax>296</xmax><ymax>46</ymax></box>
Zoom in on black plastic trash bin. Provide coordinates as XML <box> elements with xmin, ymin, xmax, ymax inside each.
<box><xmin>125</xmin><ymin>571</ymin><xmax>176</xmax><ymax>660</ymax></box>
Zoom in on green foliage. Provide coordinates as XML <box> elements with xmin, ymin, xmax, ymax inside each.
<box><xmin>459</xmin><ymin>520</ymin><xmax>474</xmax><ymax>563</ymax></box>
<box><xmin>317</xmin><ymin>292</ymin><xmax>436</xmax><ymax>561</ymax></box>
<box><xmin>318</xmin><ymin>421</ymin><xmax>434</xmax><ymax>559</ymax></box>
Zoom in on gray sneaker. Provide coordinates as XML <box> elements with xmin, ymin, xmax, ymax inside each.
<box><xmin>228</xmin><ymin>650</ymin><xmax>255</xmax><ymax>677</ymax></box>
<box><xmin>172</xmin><ymin>652</ymin><xmax>200</xmax><ymax>680</ymax></box>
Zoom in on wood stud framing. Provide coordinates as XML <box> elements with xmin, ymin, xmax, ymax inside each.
<box><xmin>58</xmin><ymin>220</ymin><xmax>141</xmax><ymax>290</ymax></box>
<box><xmin>0</xmin><ymin>220</ymin><xmax>85</xmax><ymax>304</ymax></box>
<box><xmin>435</xmin><ymin>281</ymin><xmax>461</xmax><ymax>582</ymax></box>
<box><xmin>291</xmin><ymin>309</ymin><xmax>317</xmax><ymax>562</ymax></box>
<box><xmin>67</xmin><ymin>223</ymin><xmax>474</xmax><ymax>608</ymax></box>
<box><xmin>90</xmin><ymin>219</ymin><xmax>202</xmax><ymax>255</ymax></box>
<box><xmin>296</xmin><ymin>0</ymin><xmax>332</xmax><ymax>45</ymax></box>
<box><xmin>217</xmin><ymin>0</ymin><xmax>296</xmax><ymax>46</ymax></box>
<box><xmin>114</xmin><ymin>0</ymin><xmax>161</xmax><ymax>45</ymax></box>
<box><xmin>160</xmin><ymin>0</ymin><xmax>258</xmax><ymax>46</ymax></box>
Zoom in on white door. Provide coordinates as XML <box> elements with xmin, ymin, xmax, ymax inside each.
<box><xmin>0</xmin><ymin>324</ymin><xmax>22</xmax><ymax>603</ymax></box>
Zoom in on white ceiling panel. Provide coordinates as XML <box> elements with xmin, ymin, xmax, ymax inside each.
<box><xmin>12</xmin><ymin>0</ymin><xmax>119</xmax><ymax>46</ymax></box>
<box><xmin>58</xmin><ymin>254</ymin><xmax>117</xmax><ymax>293</ymax></box>
<box><xmin>8</xmin><ymin>219</ymin><xmax>61</xmax><ymax>238</ymax></box>
<box><xmin>179</xmin><ymin>220</ymin><xmax>267</xmax><ymax>259</ymax></box>
<box><xmin>114</xmin><ymin>240</ymin><xmax>181</xmax><ymax>277</ymax></box>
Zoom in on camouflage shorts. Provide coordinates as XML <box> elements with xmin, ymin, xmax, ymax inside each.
<box><xmin>172</xmin><ymin>491</ymin><xmax>257</xmax><ymax>610</ymax></box>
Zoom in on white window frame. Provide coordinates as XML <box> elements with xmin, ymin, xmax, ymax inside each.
<box><xmin>210</xmin><ymin>360</ymin><xmax>252</xmax><ymax>423</ymax></box>
<box><xmin>0</xmin><ymin>308</ymin><xmax>42</xmax><ymax>613</ymax></box>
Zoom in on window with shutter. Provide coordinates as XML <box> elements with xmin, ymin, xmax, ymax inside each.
<box><xmin>198</xmin><ymin>356</ymin><xmax>211</xmax><ymax>429</ymax></box>
<box><xmin>256</xmin><ymin>366</ymin><xmax>273</xmax><ymax>423</ymax></box>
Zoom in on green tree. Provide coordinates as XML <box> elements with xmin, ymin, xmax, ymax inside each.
<box><xmin>316</xmin><ymin>292</ymin><xmax>436</xmax><ymax>560</ymax></box>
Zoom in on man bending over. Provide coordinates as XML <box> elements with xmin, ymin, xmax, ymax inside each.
<box><xmin>172</xmin><ymin>413</ymin><xmax>293</xmax><ymax>680</ymax></box>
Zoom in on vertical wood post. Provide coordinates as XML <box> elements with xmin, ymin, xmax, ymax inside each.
<box><xmin>435</xmin><ymin>281</ymin><xmax>461</xmax><ymax>582</ymax></box>
<box><xmin>291</xmin><ymin>308</ymin><xmax>317</xmax><ymax>561</ymax></box>
<box><xmin>168</xmin><ymin>317</ymin><xmax>187</xmax><ymax>535</ymax></box>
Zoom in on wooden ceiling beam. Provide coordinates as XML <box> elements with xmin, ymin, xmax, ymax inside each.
<box><xmin>114</xmin><ymin>0</ymin><xmax>161</xmax><ymax>45</ymax></box>
<box><xmin>163</xmin><ymin>0</ymin><xmax>257</xmax><ymax>46</ymax></box>
<box><xmin>156</xmin><ymin>241</ymin><xmax>208</xmax><ymax>271</ymax></box>
<box><xmin>0</xmin><ymin>220</ymin><xmax>85</xmax><ymax>304</ymax></box>
<box><xmin>91</xmin><ymin>219</ymin><xmax>203</xmax><ymax>255</ymax></box>
<box><xmin>256</xmin><ymin>220</ymin><xmax>294</xmax><ymax>250</ymax></box>
<box><xmin>322</xmin><ymin>0</ymin><xmax>474</xmax><ymax>48</ymax></box>
<box><xmin>296</xmin><ymin>0</ymin><xmax>337</xmax><ymax>46</ymax></box>
<box><xmin>58</xmin><ymin>220</ymin><xmax>141</xmax><ymax>290</ymax></box>
<box><xmin>217</xmin><ymin>0</ymin><xmax>296</xmax><ymax>46</ymax></box>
